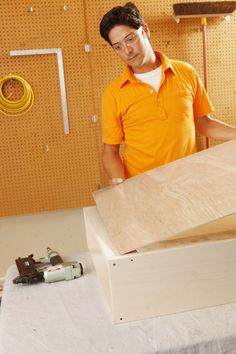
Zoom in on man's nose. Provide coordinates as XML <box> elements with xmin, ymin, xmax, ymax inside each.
<box><xmin>123</xmin><ymin>43</ymin><xmax>132</xmax><ymax>55</ymax></box>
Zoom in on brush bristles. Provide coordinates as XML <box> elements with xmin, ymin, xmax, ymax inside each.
<box><xmin>173</xmin><ymin>1</ymin><xmax>236</xmax><ymax>16</ymax></box>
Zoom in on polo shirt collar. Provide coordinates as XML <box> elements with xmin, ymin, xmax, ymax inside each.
<box><xmin>118</xmin><ymin>51</ymin><xmax>175</xmax><ymax>88</ymax></box>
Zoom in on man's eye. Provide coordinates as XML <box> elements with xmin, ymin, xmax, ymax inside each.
<box><xmin>113</xmin><ymin>45</ymin><xmax>121</xmax><ymax>51</ymax></box>
<box><xmin>126</xmin><ymin>36</ymin><xmax>134</xmax><ymax>43</ymax></box>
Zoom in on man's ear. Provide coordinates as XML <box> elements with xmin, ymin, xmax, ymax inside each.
<box><xmin>143</xmin><ymin>23</ymin><xmax>150</xmax><ymax>39</ymax></box>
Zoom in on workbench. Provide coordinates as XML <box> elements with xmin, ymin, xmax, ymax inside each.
<box><xmin>1</xmin><ymin>252</ymin><xmax>236</xmax><ymax>354</ymax></box>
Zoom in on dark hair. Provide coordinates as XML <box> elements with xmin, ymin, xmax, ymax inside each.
<box><xmin>100</xmin><ymin>2</ymin><xmax>145</xmax><ymax>44</ymax></box>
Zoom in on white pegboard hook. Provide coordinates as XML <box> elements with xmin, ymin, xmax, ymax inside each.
<box><xmin>224</xmin><ymin>14</ymin><xmax>232</xmax><ymax>21</ymax></box>
<box><xmin>28</xmin><ymin>6</ymin><xmax>34</xmax><ymax>13</ymax></box>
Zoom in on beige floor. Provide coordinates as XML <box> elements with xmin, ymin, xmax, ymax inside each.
<box><xmin>0</xmin><ymin>208</ymin><xmax>88</xmax><ymax>278</ymax></box>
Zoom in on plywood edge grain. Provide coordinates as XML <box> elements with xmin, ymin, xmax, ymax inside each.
<box><xmin>138</xmin><ymin>229</ymin><xmax>236</xmax><ymax>252</ymax></box>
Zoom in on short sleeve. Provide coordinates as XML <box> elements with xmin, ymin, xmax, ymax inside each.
<box><xmin>102</xmin><ymin>88</ymin><xmax>124</xmax><ymax>144</ymax></box>
<box><xmin>192</xmin><ymin>68</ymin><xmax>214</xmax><ymax>118</ymax></box>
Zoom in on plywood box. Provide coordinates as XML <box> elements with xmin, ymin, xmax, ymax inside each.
<box><xmin>86</xmin><ymin>141</ymin><xmax>236</xmax><ymax>323</ymax></box>
<box><xmin>84</xmin><ymin>206</ymin><xmax>236</xmax><ymax>324</ymax></box>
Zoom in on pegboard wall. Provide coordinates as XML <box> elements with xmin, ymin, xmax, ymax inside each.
<box><xmin>0</xmin><ymin>0</ymin><xmax>235</xmax><ymax>216</ymax></box>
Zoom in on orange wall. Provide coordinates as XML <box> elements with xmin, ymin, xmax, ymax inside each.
<box><xmin>0</xmin><ymin>0</ymin><xmax>235</xmax><ymax>216</ymax></box>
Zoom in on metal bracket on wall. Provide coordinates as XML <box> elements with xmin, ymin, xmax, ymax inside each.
<box><xmin>10</xmin><ymin>48</ymin><xmax>70</xmax><ymax>135</ymax></box>
<box><xmin>173</xmin><ymin>12</ymin><xmax>234</xmax><ymax>23</ymax></box>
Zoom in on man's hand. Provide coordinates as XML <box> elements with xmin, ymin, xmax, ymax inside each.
<box><xmin>110</xmin><ymin>177</ymin><xmax>124</xmax><ymax>185</ymax></box>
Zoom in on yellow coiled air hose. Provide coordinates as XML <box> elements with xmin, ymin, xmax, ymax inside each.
<box><xmin>0</xmin><ymin>74</ymin><xmax>34</xmax><ymax>115</ymax></box>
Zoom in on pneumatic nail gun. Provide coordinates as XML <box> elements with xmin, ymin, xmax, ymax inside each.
<box><xmin>13</xmin><ymin>247</ymin><xmax>83</xmax><ymax>284</ymax></box>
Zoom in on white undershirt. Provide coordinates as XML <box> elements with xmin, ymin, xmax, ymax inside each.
<box><xmin>134</xmin><ymin>65</ymin><xmax>162</xmax><ymax>92</ymax></box>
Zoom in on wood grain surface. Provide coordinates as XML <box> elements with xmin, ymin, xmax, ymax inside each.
<box><xmin>93</xmin><ymin>140</ymin><xmax>236</xmax><ymax>254</ymax></box>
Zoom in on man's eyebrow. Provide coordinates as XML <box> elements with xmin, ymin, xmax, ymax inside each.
<box><xmin>111</xmin><ymin>31</ymin><xmax>134</xmax><ymax>46</ymax></box>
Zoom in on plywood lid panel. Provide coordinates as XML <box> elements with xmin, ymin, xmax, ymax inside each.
<box><xmin>93</xmin><ymin>140</ymin><xmax>236</xmax><ymax>254</ymax></box>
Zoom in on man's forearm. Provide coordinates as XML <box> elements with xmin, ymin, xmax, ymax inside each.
<box><xmin>102</xmin><ymin>150</ymin><xmax>125</xmax><ymax>181</ymax></box>
<box><xmin>195</xmin><ymin>115</ymin><xmax>236</xmax><ymax>141</ymax></box>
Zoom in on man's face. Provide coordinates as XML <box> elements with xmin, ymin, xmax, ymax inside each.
<box><xmin>108</xmin><ymin>24</ymin><xmax>151</xmax><ymax>72</ymax></box>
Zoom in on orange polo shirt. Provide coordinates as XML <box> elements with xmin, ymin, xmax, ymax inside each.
<box><xmin>102</xmin><ymin>51</ymin><xmax>214</xmax><ymax>177</ymax></box>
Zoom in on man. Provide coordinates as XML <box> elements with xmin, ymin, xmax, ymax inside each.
<box><xmin>100</xmin><ymin>2</ymin><xmax>236</xmax><ymax>184</ymax></box>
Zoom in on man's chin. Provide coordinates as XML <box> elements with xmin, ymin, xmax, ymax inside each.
<box><xmin>127</xmin><ymin>55</ymin><xmax>139</xmax><ymax>65</ymax></box>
